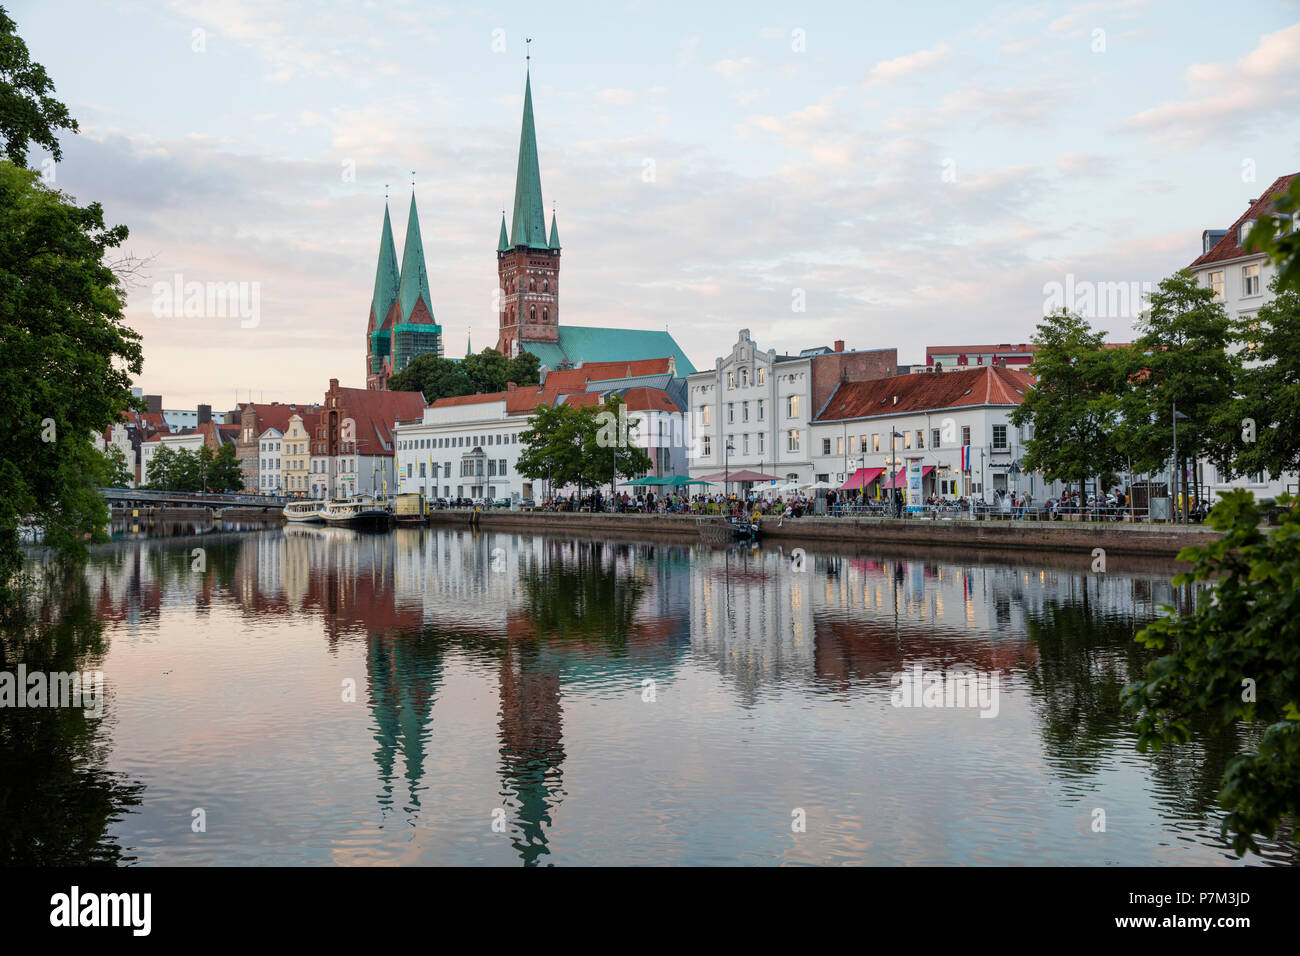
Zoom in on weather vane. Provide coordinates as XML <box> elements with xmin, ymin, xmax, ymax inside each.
<box><xmin>526</xmin><ymin>37</ymin><xmax>532</xmax><ymax>64</ymax></box>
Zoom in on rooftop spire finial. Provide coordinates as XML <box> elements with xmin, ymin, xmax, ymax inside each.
<box><xmin>410</xmin><ymin>170</ymin><xmax>415</xmax><ymax>189</ymax></box>
<box><xmin>526</xmin><ymin>37</ymin><xmax>532</xmax><ymax>67</ymax></box>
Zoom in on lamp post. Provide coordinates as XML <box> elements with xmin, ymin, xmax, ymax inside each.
<box><xmin>724</xmin><ymin>438</ymin><xmax>735</xmax><ymax>499</ymax></box>
<box><xmin>888</xmin><ymin>429</ymin><xmax>903</xmax><ymax>517</ymax></box>
<box><xmin>1172</xmin><ymin>404</ymin><xmax>1189</xmax><ymax>523</ymax></box>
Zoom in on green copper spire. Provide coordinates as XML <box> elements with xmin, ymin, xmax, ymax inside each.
<box><xmin>371</xmin><ymin>203</ymin><xmax>400</xmax><ymax>327</ymax></box>
<box><xmin>398</xmin><ymin>192</ymin><xmax>435</xmax><ymax>322</ymax></box>
<box><xmin>509</xmin><ymin>72</ymin><xmax>549</xmax><ymax>249</ymax></box>
<box><xmin>548</xmin><ymin>211</ymin><xmax>560</xmax><ymax>250</ymax></box>
<box><xmin>497</xmin><ymin>213</ymin><xmax>510</xmax><ymax>252</ymax></box>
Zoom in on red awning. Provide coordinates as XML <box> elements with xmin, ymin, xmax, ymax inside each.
<box><xmin>882</xmin><ymin>465</ymin><xmax>934</xmax><ymax>489</ymax></box>
<box><xmin>840</xmin><ymin>467</ymin><xmax>885</xmax><ymax>490</ymax></box>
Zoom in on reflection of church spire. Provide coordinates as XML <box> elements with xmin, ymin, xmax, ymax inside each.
<box><xmin>496</xmin><ymin>642</ymin><xmax>565</xmax><ymax>866</ymax></box>
<box><xmin>368</xmin><ymin>633</ymin><xmax>445</xmax><ymax>817</ymax></box>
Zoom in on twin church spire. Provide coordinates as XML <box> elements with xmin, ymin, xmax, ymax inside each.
<box><xmin>367</xmin><ymin>63</ymin><xmax>560</xmax><ymax>386</ymax></box>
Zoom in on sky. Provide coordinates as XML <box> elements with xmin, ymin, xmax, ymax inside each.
<box><xmin>11</xmin><ymin>0</ymin><xmax>1300</xmax><ymax>409</ymax></box>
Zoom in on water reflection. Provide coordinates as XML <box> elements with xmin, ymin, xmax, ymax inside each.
<box><xmin>8</xmin><ymin>525</ymin><xmax>1294</xmax><ymax>865</ymax></box>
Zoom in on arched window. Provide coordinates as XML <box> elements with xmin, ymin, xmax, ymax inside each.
<box><xmin>542</xmin><ymin>308</ymin><xmax>548</xmax><ymax>323</ymax></box>
<box><xmin>543</xmin><ymin>278</ymin><xmax>549</xmax><ymax>292</ymax></box>
<box><xmin>529</xmin><ymin>277</ymin><xmax>536</xmax><ymax>291</ymax></box>
<box><xmin>530</xmin><ymin>306</ymin><xmax>536</xmax><ymax>322</ymax></box>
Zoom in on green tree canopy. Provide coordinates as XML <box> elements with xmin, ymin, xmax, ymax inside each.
<box><xmin>516</xmin><ymin>395</ymin><xmax>652</xmax><ymax>497</ymax></box>
<box><xmin>1224</xmin><ymin>283</ymin><xmax>1300</xmax><ymax>482</ymax></box>
<box><xmin>1010</xmin><ymin>309</ymin><xmax>1125</xmax><ymax>498</ymax></box>
<box><xmin>1124</xmin><ymin>490</ymin><xmax>1300</xmax><ymax>856</ymax></box>
<box><xmin>389</xmin><ymin>348</ymin><xmax>542</xmax><ymax>402</ymax></box>
<box><xmin>1</xmin><ymin>160</ymin><xmax>142</xmax><ymax>604</ymax></box>
<box><xmin>0</xmin><ymin>7</ymin><xmax>79</xmax><ymax>165</ymax></box>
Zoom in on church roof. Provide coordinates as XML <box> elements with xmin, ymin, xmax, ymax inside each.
<box><xmin>497</xmin><ymin>214</ymin><xmax>510</xmax><ymax>252</ymax></box>
<box><xmin>509</xmin><ymin>72</ymin><xmax>549</xmax><ymax>250</ymax></box>
<box><xmin>548</xmin><ymin>212</ymin><xmax>560</xmax><ymax>250</ymax></box>
<box><xmin>370</xmin><ymin>203</ymin><xmax>400</xmax><ymax>330</ymax></box>
<box><xmin>522</xmin><ymin>326</ymin><xmax>697</xmax><ymax>375</ymax></box>
<box><xmin>397</xmin><ymin>193</ymin><xmax>435</xmax><ymax>324</ymax></box>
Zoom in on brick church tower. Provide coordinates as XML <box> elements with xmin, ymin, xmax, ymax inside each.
<box><xmin>496</xmin><ymin>70</ymin><xmax>561</xmax><ymax>358</ymax></box>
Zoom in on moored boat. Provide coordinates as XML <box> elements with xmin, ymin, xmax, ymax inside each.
<box><xmin>283</xmin><ymin>500</ymin><xmax>325</xmax><ymax>523</ymax></box>
<box><xmin>321</xmin><ymin>495</ymin><xmax>392</xmax><ymax>527</ymax></box>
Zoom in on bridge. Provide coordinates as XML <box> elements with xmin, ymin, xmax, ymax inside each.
<box><xmin>101</xmin><ymin>488</ymin><xmax>290</xmax><ymax>509</ymax></box>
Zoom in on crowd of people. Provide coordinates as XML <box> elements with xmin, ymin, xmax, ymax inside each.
<box><xmin>536</xmin><ymin>483</ymin><xmax>1194</xmax><ymax>522</ymax></box>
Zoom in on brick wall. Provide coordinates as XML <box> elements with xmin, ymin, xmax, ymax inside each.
<box><xmin>811</xmin><ymin>348</ymin><xmax>899</xmax><ymax>416</ymax></box>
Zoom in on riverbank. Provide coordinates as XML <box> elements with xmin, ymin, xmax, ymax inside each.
<box><xmin>424</xmin><ymin>508</ymin><xmax>1218</xmax><ymax>557</ymax></box>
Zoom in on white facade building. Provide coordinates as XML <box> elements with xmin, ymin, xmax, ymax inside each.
<box><xmin>140</xmin><ymin>431</ymin><xmax>205</xmax><ymax>483</ymax></box>
<box><xmin>394</xmin><ymin>397</ymin><xmax>530</xmax><ymax>502</ymax></box>
<box><xmin>257</xmin><ymin>427</ymin><xmax>283</xmax><ymax>495</ymax></box>
<box><xmin>1188</xmin><ymin>172</ymin><xmax>1299</xmax><ymax>501</ymax></box>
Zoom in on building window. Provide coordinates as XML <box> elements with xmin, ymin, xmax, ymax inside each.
<box><xmin>836</xmin><ymin>436</ymin><xmax>844</xmax><ymax>456</ymax></box>
<box><xmin>1208</xmin><ymin>270</ymin><xmax>1224</xmax><ymax>301</ymax></box>
<box><xmin>728</xmin><ymin>372</ymin><xmax>735</xmax><ymax>389</ymax></box>
<box><xmin>757</xmin><ymin>367</ymin><xmax>766</xmax><ymax>385</ymax></box>
<box><xmin>701</xmin><ymin>405</ymin><xmax>711</xmax><ymax>426</ymax></box>
<box><xmin>993</xmin><ymin>425</ymin><xmax>1008</xmax><ymax>449</ymax></box>
<box><xmin>961</xmin><ymin>426</ymin><xmax>971</xmax><ymax>446</ymax></box>
<box><xmin>1243</xmin><ymin>264</ymin><xmax>1260</xmax><ymax>297</ymax></box>
<box><xmin>742</xmin><ymin>401</ymin><xmax>749</xmax><ymax>422</ymax></box>
<box><xmin>702</xmin><ymin>435</ymin><xmax>711</xmax><ymax>457</ymax></box>
<box><xmin>740</xmin><ymin>368</ymin><xmax>749</xmax><ymax>387</ymax></box>
<box><xmin>822</xmin><ymin>437</ymin><xmax>832</xmax><ymax>456</ymax></box>
<box><xmin>872</xmin><ymin>433</ymin><xmax>880</xmax><ymax>452</ymax></box>
<box><xmin>787</xmin><ymin>395</ymin><xmax>799</xmax><ymax>419</ymax></box>
<box><xmin>903</xmin><ymin>431</ymin><xmax>912</xmax><ymax>449</ymax></box>
<box><xmin>859</xmin><ymin>435</ymin><xmax>868</xmax><ymax>453</ymax></box>
<box><xmin>787</xmin><ymin>429</ymin><xmax>800</xmax><ymax>452</ymax></box>
<box><xmin>727</xmin><ymin>403</ymin><xmax>735</xmax><ymax>423</ymax></box>
<box><xmin>915</xmin><ymin>430</ymin><xmax>924</xmax><ymax>449</ymax></box>
<box><xmin>743</xmin><ymin>434</ymin><xmax>750</xmax><ymax>454</ymax></box>
<box><xmin>931</xmin><ymin>428</ymin><xmax>941</xmax><ymax>449</ymax></box>
<box><xmin>758</xmin><ymin>432</ymin><xmax>765</xmax><ymax>454</ymax></box>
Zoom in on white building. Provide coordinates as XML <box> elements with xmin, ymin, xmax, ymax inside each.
<box><xmin>1188</xmin><ymin>172</ymin><xmax>1299</xmax><ymax>501</ymax></box>
<box><xmin>395</xmin><ymin>392</ymin><xmax>530</xmax><ymax>502</ymax></box>
<box><xmin>686</xmin><ymin>329</ymin><xmax>899</xmax><ymax>488</ymax></box>
<box><xmin>257</xmin><ymin>427</ymin><xmax>283</xmax><ymax>495</ymax></box>
<box><xmin>93</xmin><ymin>422</ymin><xmax>137</xmax><ymax>487</ymax></box>
<box><xmin>811</xmin><ymin>365</ymin><xmax>1059</xmax><ymax>504</ymax></box>
<box><xmin>139</xmin><ymin>431</ymin><xmax>205</xmax><ymax>483</ymax></box>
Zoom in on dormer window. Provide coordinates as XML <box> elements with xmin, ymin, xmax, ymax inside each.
<box><xmin>1239</xmin><ymin>219</ymin><xmax>1255</xmax><ymax>245</ymax></box>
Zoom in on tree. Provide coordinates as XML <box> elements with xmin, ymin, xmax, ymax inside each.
<box><xmin>208</xmin><ymin>443</ymin><xmax>244</xmax><ymax>492</ymax></box>
<box><xmin>387</xmin><ymin>353</ymin><xmax>474</xmax><ymax>400</ymax></box>
<box><xmin>1123</xmin><ymin>490</ymin><xmax>1300</xmax><ymax>856</ymax></box>
<box><xmin>0</xmin><ymin>7</ymin><xmax>79</xmax><ymax>165</ymax></box>
<box><xmin>99</xmin><ymin>446</ymin><xmax>132</xmax><ymax>487</ymax></box>
<box><xmin>1225</xmin><ymin>284</ymin><xmax>1300</xmax><ymax>482</ymax></box>
<box><xmin>1243</xmin><ymin>177</ymin><xmax>1300</xmax><ymax>294</ymax></box>
<box><xmin>463</xmin><ymin>347</ymin><xmax>542</xmax><ymax>393</ymax></box>
<box><xmin>1121</xmin><ymin>272</ymin><xmax>1238</xmax><ymax>514</ymax></box>
<box><xmin>1</xmin><ymin>161</ymin><xmax>142</xmax><ymax>605</ymax></box>
<box><xmin>1010</xmin><ymin>309</ymin><xmax>1125</xmax><ymax>501</ymax></box>
<box><xmin>516</xmin><ymin>396</ymin><xmax>652</xmax><ymax>499</ymax></box>
<box><xmin>144</xmin><ymin>445</ymin><xmax>176</xmax><ymax>489</ymax></box>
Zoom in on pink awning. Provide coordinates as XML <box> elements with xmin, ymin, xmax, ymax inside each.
<box><xmin>882</xmin><ymin>465</ymin><xmax>934</xmax><ymax>489</ymax></box>
<box><xmin>840</xmin><ymin>467</ymin><xmax>885</xmax><ymax>490</ymax></box>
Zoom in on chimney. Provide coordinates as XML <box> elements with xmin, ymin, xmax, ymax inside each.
<box><xmin>833</xmin><ymin>339</ymin><xmax>845</xmax><ymax>352</ymax></box>
<box><xmin>329</xmin><ymin>378</ymin><xmax>339</xmax><ymax>391</ymax></box>
<box><xmin>197</xmin><ymin>403</ymin><xmax>211</xmax><ymax>425</ymax></box>
<box><xmin>507</xmin><ymin>381</ymin><xmax>517</xmax><ymax>392</ymax></box>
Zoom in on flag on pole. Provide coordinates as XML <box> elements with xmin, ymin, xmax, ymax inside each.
<box><xmin>960</xmin><ymin>446</ymin><xmax>970</xmax><ymax>471</ymax></box>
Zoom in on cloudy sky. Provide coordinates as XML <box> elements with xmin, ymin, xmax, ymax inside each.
<box><xmin>13</xmin><ymin>0</ymin><xmax>1300</xmax><ymax>408</ymax></box>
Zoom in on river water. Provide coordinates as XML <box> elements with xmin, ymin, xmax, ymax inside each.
<box><xmin>3</xmin><ymin>522</ymin><xmax>1293</xmax><ymax>866</ymax></box>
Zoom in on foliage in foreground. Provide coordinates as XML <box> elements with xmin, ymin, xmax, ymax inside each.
<box><xmin>1123</xmin><ymin>490</ymin><xmax>1300</xmax><ymax>856</ymax></box>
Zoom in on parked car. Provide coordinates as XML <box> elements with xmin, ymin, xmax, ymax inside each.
<box><xmin>492</xmin><ymin>497</ymin><xmax>512</xmax><ymax>508</ymax></box>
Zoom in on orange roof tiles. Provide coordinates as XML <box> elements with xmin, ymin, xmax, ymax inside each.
<box><xmin>1191</xmin><ymin>173</ymin><xmax>1297</xmax><ymax>268</ymax></box>
<box><xmin>815</xmin><ymin>366</ymin><xmax>1033</xmax><ymax>422</ymax></box>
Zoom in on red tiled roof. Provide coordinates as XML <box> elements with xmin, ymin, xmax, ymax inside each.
<box><xmin>240</xmin><ymin>401</ymin><xmax>316</xmax><ymax>436</ymax></box>
<box><xmin>926</xmin><ymin>344</ymin><xmax>1035</xmax><ymax>361</ymax></box>
<box><xmin>1190</xmin><ymin>173</ymin><xmax>1298</xmax><ymax>268</ymax></box>
<box><xmin>577</xmin><ymin>358</ymin><xmax>673</xmax><ymax>380</ymax></box>
<box><xmin>618</xmin><ymin>387</ymin><xmax>682</xmax><ymax>413</ymax></box>
<box><xmin>428</xmin><ymin>391</ymin><xmax>508</xmax><ymax>408</ymax></box>
<box><xmin>815</xmin><ymin>366</ymin><xmax>1034</xmax><ymax>422</ymax></box>
<box><xmin>332</xmin><ymin>386</ymin><xmax>426</xmax><ymax>456</ymax></box>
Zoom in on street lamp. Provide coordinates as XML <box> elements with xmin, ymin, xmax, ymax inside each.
<box><xmin>724</xmin><ymin>438</ymin><xmax>735</xmax><ymax>498</ymax></box>
<box><xmin>888</xmin><ymin>429</ymin><xmax>904</xmax><ymax>517</ymax></box>
<box><xmin>1172</xmin><ymin>404</ymin><xmax>1189</xmax><ymax>523</ymax></box>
